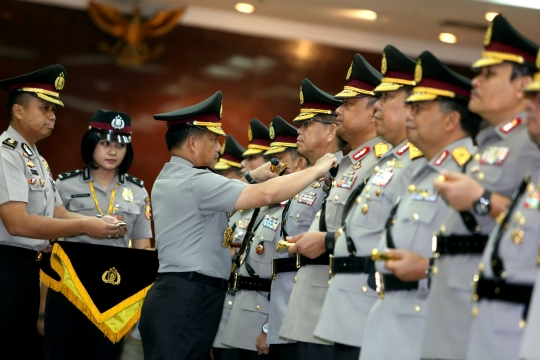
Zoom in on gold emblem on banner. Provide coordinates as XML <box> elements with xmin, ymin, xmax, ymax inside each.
<box><xmin>381</xmin><ymin>52</ymin><xmax>387</xmax><ymax>75</ymax></box>
<box><xmin>300</xmin><ymin>86</ymin><xmax>305</xmax><ymax>105</ymax></box>
<box><xmin>54</xmin><ymin>72</ymin><xmax>65</xmax><ymax>90</ymax></box>
<box><xmin>484</xmin><ymin>21</ymin><xmax>493</xmax><ymax>47</ymax></box>
<box><xmin>248</xmin><ymin>126</ymin><xmax>253</xmax><ymax>142</ymax></box>
<box><xmin>122</xmin><ymin>188</ymin><xmax>133</xmax><ymax>202</ymax></box>
<box><xmin>102</xmin><ymin>267</ymin><xmax>121</xmax><ymax>285</ymax></box>
<box><xmin>222</xmin><ymin>226</ymin><xmax>234</xmax><ymax>247</ymax></box>
<box><xmin>269</xmin><ymin>122</ymin><xmax>275</xmax><ymax>140</ymax></box>
<box><xmin>415</xmin><ymin>59</ymin><xmax>422</xmax><ymax>84</ymax></box>
<box><xmin>346</xmin><ymin>61</ymin><xmax>353</xmax><ymax>81</ymax></box>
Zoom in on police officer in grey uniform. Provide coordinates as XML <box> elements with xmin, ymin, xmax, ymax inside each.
<box><xmin>0</xmin><ymin>65</ymin><xmax>123</xmax><ymax>359</ymax></box>
<box><xmin>215</xmin><ymin>134</ymin><xmax>246</xmax><ymax>180</ymax></box>
<box><xmin>418</xmin><ymin>15</ymin><xmax>540</xmax><ymax>360</ymax></box>
<box><xmin>281</xmin><ymin>53</ymin><xmax>384</xmax><ymax>360</ymax></box>
<box><xmin>221</xmin><ymin>119</ymin><xmax>307</xmax><ymax>358</ymax></box>
<box><xmin>519</xmin><ymin>66</ymin><xmax>540</xmax><ymax>360</ymax></box>
<box><xmin>266</xmin><ymin>81</ymin><xmax>343</xmax><ymax>360</ymax></box>
<box><xmin>138</xmin><ymin>91</ymin><xmax>337</xmax><ymax>360</ymax></box>
<box><xmin>359</xmin><ymin>51</ymin><xmax>481</xmax><ymax>360</ymax></box>
<box><xmin>213</xmin><ymin>119</ymin><xmax>272</xmax><ymax>360</ymax></box>
<box><xmin>315</xmin><ymin>46</ymin><xmax>422</xmax><ymax>360</ymax></box>
<box><xmin>43</xmin><ymin>109</ymin><xmax>152</xmax><ymax>360</ymax></box>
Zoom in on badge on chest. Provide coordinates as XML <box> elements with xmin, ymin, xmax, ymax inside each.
<box><xmin>336</xmin><ymin>171</ymin><xmax>357</xmax><ymax>189</ymax></box>
<box><xmin>262</xmin><ymin>216</ymin><xmax>280</xmax><ymax>231</ymax></box>
<box><xmin>297</xmin><ymin>191</ymin><xmax>317</xmax><ymax>206</ymax></box>
<box><xmin>479</xmin><ymin>146</ymin><xmax>510</xmax><ymax>166</ymax></box>
<box><xmin>524</xmin><ymin>182</ymin><xmax>540</xmax><ymax>209</ymax></box>
<box><xmin>236</xmin><ymin>218</ymin><xmax>250</xmax><ymax>229</ymax></box>
<box><xmin>371</xmin><ymin>169</ymin><xmax>394</xmax><ymax>188</ymax></box>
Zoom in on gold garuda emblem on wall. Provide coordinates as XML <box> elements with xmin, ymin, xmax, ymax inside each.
<box><xmin>102</xmin><ymin>267</ymin><xmax>121</xmax><ymax>285</ymax></box>
<box><xmin>88</xmin><ymin>2</ymin><xmax>185</xmax><ymax>68</ymax></box>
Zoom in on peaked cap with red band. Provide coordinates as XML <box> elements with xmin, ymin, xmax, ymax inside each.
<box><xmin>294</xmin><ymin>79</ymin><xmax>342</xmax><ymax>122</ymax></box>
<box><xmin>154</xmin><ymin>91</ymin><xmax>225</xmax><ymax>136</ymax></box>
<box><xmin>88</xmin><ymin>110</ymin><xmax>132</xmax><ymax>144</ymax></box>
<box><xmin>374</xmin><ymin>45</ymin><xmax>417</xmax><ymax>93</ymax></box>
<box><xmin>265</xmin><ymin>116</ymin><xmax>299</xmax><ymax>155</ymax></box>
<box><xmin>472</xmin><ymin>14</ymin><xmax>539</xmax><ymax>69</ymax></box>
<box><xmin>0</xmin><ymin>64</ymin><xmax>66</xmax><ymax>107</ymax></box>
<box><xmin>215</xmin><ymin>134</ymin><xmax>246</xmax><ymax>170</ymax></box>
<box><xmin>335</xmin><ymin>53</ymin><xmax>382</xmax><ymax>98</ymax></box>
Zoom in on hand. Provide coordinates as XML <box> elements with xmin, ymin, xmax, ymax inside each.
<box><xmin>250</xmin><ymin>160</ymin><xmax>286</xmax><ymax>182</ymax></box>
<box><xmin>102</xmin><ymin>215</ymin><xmax>127</xmax><ymax>239</ymax></box>
<box><xmin>314</xmin><ymin>153</ymin><xmax>338</xmax><ymax>177</ymax></box>
<box><xmin>83</xmin><ymin>217</ymin><xmax>125</xmax><ymax>239</ymax></box>
<box><xmin>383</xmin><ymin>249</ymin><xmax>429</xmax><ymax>281</ymax></box>
<box><xmin>287</xmin><ymin>231</ymin><xmax>326</xmax><ymax>259</ymax></box>
<box><xmin>433</xmin><ymin>170</ymin><xmax>484</xmax><ymax>211</ymax></box>
<box><xmin>256</xmin><ymin>331</ymin><xmax>269</xmax><ymax>355</ymax></box>
<box><xmin>36</xmin><ymin>316</ymin><xmax>45</xmax><ymax>336</ymax></box>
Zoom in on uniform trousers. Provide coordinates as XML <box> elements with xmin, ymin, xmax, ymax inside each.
<box><xmin>212</xmin><ymin>348</ymin><xmax>280</xmax><ymax>360</ymax></box>
<box><xmin>269</xmin><ymin>344</ymin><xmax>297</xmax><ymax>360</ymax></box>
<box><xmin>140</xmin><ymin>274</ymin><xmax>226</xmax><ymax>360</ymax></box>
<box><xmin>297</xmin><ymin>341</ymin><xmax>335</xmax><ymax>360</ymax></box>
<box><xmin>334</xmin><ymin>342</ymin><xmax>361</xmax><ymax>360</ymax></box>
<box><xmin>43</xmin><ymin>289</ymin><xmax>124</xmax><ymax>360</ymax></box>
<box><xmin>0</xmin><ymin>244</ymin><xmax>41</xmax><ymax>359</ymax></box>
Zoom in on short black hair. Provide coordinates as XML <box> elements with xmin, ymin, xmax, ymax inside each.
<box><xmin>439</xmin><ymin>98</ymin><xmax>481</xmax><ymax>139</ymax></box>
<box><xmin>508</xmin><ymin>61</ymin><xmax>535</xmax><ymax>81</ymax></box>
<box><xmin>81</xmin><ymin>131</ymin><xmax>133</xmax><ymax>174</ymax></box>
<box><xmin>5</xmin><ymin>92</ymin><xmax>33</xmax><ymax>121</ymax></box>
<box><xmin>165</xmin><ymin>126</ymin><xmax>207</xmax><ymax>151</ymax></box>
<box><xmin>263</xmin><ymin>147</ymin><xmax>301</xmax><ymax>162</ymax></box>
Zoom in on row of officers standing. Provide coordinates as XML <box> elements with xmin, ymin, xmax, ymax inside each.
<box><xmin>0</xmin><ymin>11</ymin><xmax>540</xmax><ymax>360</ymax></box>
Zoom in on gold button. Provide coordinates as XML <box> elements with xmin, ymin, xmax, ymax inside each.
<box><xmin>374</xmin><ymin>166</ymin><xmax>380</xmax><ymax>174</ymax></box>
<box><xmin>293</xmin><ymin>194</ymin><xmax>299</xmax><ymax>199</ymax></box>
<box><xmin>375</xmin><ymin>189</ymin><xmax>381</xmax><ymax>196</ymax></box>
<box><xmin>328</xmin><ymin>280</ymin><xmax>332</xmax><ymax>285</ymax></box>
<box><xmin>414</xmin><ymin>306</ymin><xmax>420</xmax><ymax>312</ymax></box>
<box><xmin>294</xmin><ymin>276</ymin><xmax>297</xmax><ymax>283</ymax></box>
<box><xmin>519</xmin><ymin>319</ymin><xmax>526</xmax><ymax>329</ymax></box>
<box><xmin>361</xmin><ymin>286</ymin><xmax>367</xmax><ymax>293</ymax></box>
<box><xmin>356</xmin><ymin>196</ymin><xmax>361</xmax><ymax>204</ymax></box>
<box><xmin>365</xmin><ymin>186</ymin><xmax>371</xmax><ymax>192</ymax></box>
<box><xmin>362</xmin><ymin>204</ymin><xmax>369</xmax><ymax>214</ymax></box>
<box><xmin>478</xmin><ymin>172</ymin><xmax>484</xmax><ymax>180</ymax></box>
<box><xmin>478</xmin><ymin>262</ymin><xmax>484</xmax><ymax>271</ymax></box>
<box><xmin>432</xmin><ymin>266</ymin><xmax>438</xmax><ymax>275</ymax></box>
<box><xmin>440</xmin><ymin>225</ymin><xmax>446</xmax><ymax>233</ymax></box>
<box><xmin>472</xmin><ymin>307</ymin><xmax>479</xmax><ymax>317</ymax></box>
<box><xmin>260</xmin><ymin>236</ymin><xmax>264</xmax><ymax>241</ymax></box>
<box><xmin>474</xmin><ymin>153</ymin><xmax>480</xmax><ymax>162</ymax></box>
<box><xmin>366</xmin><ymin>194</ymin><xmax>371</xmax><ymax>200</ymax></box>
<box><xmin>315</xmin><ymin>212</ymin><xmax>320</xmax><ymax>219</ymax></box>
<box><xmin>408</xmin><ymin>184</ymin><xmax>416</xmax><ymax>192</ymax></box>
<box><xmin>296</xmin><ymin>214</ymin><xmax>300</xmax><ymax>219</ymax></box>
<box><xmin>256</xmin><ymin>305</ymin><xmax>261</xmax><ymax>311</ymax></box>
<box><xmin>392</xmin><ymin>219</ymin><xmax>397</xmax><ymax>225</ymax></box>
<box><xmin>228</xmin><ymin>301</ymin><xmax>233</xmax><ymax>306</ymax></box>
<box><xmin>512</xmin><ymin>229</ymin><xmax>524</xmax><ymax>245</ymax></box>
<box><xmin>413</xmin><ymin>213</ymin><xmax>419</xmax><ymax>221</ymax></box>
<box><xmin>334</xmin><ymin>196</ymin><xmax>339</xmax><ymax>201</ymax></box>
<box><xmin>519</xmin><ymin>218</ymin><xmax>526</xmax><ymax>225</ymax></box>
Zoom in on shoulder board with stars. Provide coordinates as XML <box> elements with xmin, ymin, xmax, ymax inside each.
<box><xmin>395</xmin><ymin>143</ymin><xmax>410</xmax><ymax>157</ymax></box>
<box><xmin>2</xmin><ymin>138</ymin><xmax>18</xmax><ymax>150</ymax></box>
<box><xmin>352</xmin><ymin>146</ymin><xmax>370</xmax><ymax>161</ymax></box>
<box><xmin>433</xmin><ymin>150</ymin><xmax>449</xmax><ymax>166</ymax></box>
<box><xmin>451</xmin><ymin>146</ymin><xmax>471</xmax><ymax>167</ymax></box>
<box><xmin>499</xmin><ymin>117</ymin><xmax>522</xmax><ymax>134</ymax></box>
<box><xmin>58</xmin><ymin>169</ymin><xmax>83</xmax><ymax>180</ymax></box>
<box><xmin>374</xmin><ymin>143</ymin><xmax>390</xmax><ymax>158</ymax></box>
<box><xmin>126</xmin><ymin>174</ymin><xmax>144</xmax><ymax>187</ymax></box>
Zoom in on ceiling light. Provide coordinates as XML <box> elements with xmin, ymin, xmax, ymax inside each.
<box><xmin>351</xmin><ymin>9</ymin><xmax>378</xmax><ymax>21</ymax></box>
<box><xmin>439</xmin><ymin>33</ymin><xmax>457</xmax><ymax>44</ymax></box>
<box><xmin>235</xmin><ymin>3</ymin><xmax>255</xmax><ymax>14</ymax></box>
<box><xmin>485</xmin><ymin>12</ymin><xmax>498</xmax><ymax>21</ymax></box>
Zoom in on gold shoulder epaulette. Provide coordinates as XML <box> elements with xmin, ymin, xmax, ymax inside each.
<box><xmin>374</xmin><ymin>143</ymin><xmax>390</xmax><ymax>158</ymax></box>
<box><xmin>2</xmin><ymin>138</ymin><xmax>18</xmax><ymax>150</ymax></box>
<box><xmin>451</xmin><ymin>146</ymin><xmax>471</xmax><ymax>167</ymax></box>
<box><xmin>409</xmin><ymin>143</ymin><xmax>424</xmax><ymax>160</ymax></box>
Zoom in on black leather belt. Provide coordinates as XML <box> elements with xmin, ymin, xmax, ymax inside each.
<box><xmin>434</xmin><ymin>234</ymin><xmax>489</xmax><ymax>255</ymax></box>
<box><xmin>158</xmin><ymin>272</ymin><xmax>229</xmax><ymax>292</ymax></box>
<box><xmin>368</xmin><ymin>272</ymin><xmax>420</xmax><ymax>293</ymax></box>
<box><xmin>271</xmin><ymin>253</ymin><xmax>330</xmax><ymax>278</ymax></box>
<box><xmin>231</xmin><ymin>274</ymin><xmax>272</xmax><ymax>292</ymax></box>
<box><xmin>330</xmin><ymin>256</ymin><xmax>374</xmax><ymax>276</ymax></box>
<box><xmin>473</xmin><ymin>276</ymin><xmax>533</xmax><ymax>306</ymax></box>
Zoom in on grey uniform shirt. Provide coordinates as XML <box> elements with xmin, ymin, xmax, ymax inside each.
<box><xmin>267</xmin><ymin>152</ymin><xmax>342</xmax><ymax>345</ymax></box>
<box><xmin>56</xmin><ymin>167</ymin><xmax>152</xmax><ymax>247</ymax></box>
<box><xmin>422</xmin><ymin>113</ymin><xmax>540</xmax><ymax>359</ymax></box>
<box><xmin>0</xmin><ymin>126</ymin><xmax>62</xmax><ymax>251</ymax></box>
<box><xmin>315</xmin><ymin>141</ymin><xmax>424</xmax><ymax>347</ymax></box>
<box><xmin>280</xmin><ymin>138</ymin><xmax>388</xmax><ymax>344</ymax></box>
<box><xmin>360</xmin><ymin>137</ymin><xmax>476</xmax><ymax>360</ymax></box>
<box><xmin>152</xmin><ymin>156</ymin><xmax>247</xmax><ymax>279</ymax></box>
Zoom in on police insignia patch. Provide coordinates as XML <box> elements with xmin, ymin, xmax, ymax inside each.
<box><xmin>122</xmin><ymin>188</ymin><xmax>134</xmax><ymax>202</ymax></box>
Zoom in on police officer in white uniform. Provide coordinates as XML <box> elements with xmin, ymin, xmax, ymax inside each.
<box><xmin>138</xmin><ymin>91</ymin><xmax>337</xmax><ymax>360</ymax></box>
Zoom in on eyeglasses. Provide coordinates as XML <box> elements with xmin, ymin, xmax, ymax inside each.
<box><xmin>299</xmin><ymin>116</ymin><xmax>337</xmax><ymax>129</ymax></box>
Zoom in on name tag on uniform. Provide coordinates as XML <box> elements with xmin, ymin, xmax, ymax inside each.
<box><xmin>236</xmin><ymin>218</ymin><xmax>250</xmax><ymax>229</ymax></box>
<box><xmin>71</xmin><ymin>194</ymin><xmax>91</xmax><ymax>198</ymax></box>
<box><xmin>336</xmin><ymin>171</ymin><xmax>357</xmax><ymax>189</ymax></box>
<box><xmin>480</xmin><ymin>146</ymin><xmax>510</xmax><ymax>165</ymax></box>
<box><xmin>262</xmin><ymin>216</ymin><xmax>280</xmax><ymax>231</ymax></box>
<box><xmin>298</xmin><ymin>191</ymin><xmax>317</xmax><ymax>206</ymax></box>
<box><xmin>30</xmin><ymin>169</ymin><xmax>39</xmax><ymax>175</ymax></box>
<box><xmin>411</xmin><ymin>189</ymin><xmax>438</xmax><ymax>202</ymax></box>
<box><xmin>524</xmin><ymin>183</ymin><xmax>540</xmax><ymax>209</ymax></box>
<box><xmin>371</xmin><ymin>169</ymin><xmax>394</xmax><ymax>188</ymax></box>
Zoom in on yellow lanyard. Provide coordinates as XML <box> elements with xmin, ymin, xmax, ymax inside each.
<box><xmin>89</xmin><ymin>180</ymin><xmax>119</xmax><ymax>216</ymax></box>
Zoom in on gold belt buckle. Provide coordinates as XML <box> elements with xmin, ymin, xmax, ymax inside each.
<box><xmin>471</xmin><ymin>273</ymin><xmax>480</xmax><ymax>302</ymax></box>
<box><xmin>233</xmin><ymin>272</ymin><xmax>239</xmax><ymax>291</ymax></box>
<box><xmin>329</xmin><ymin>254</ymin><xmax>334</xmax><ymax>279</ymax></box>
<box><xmin>36</xmin><ymin>251</ymin><xmax>42</xmax><ymax>262</ymax></box>
<box><xmin>271</xmin><ymin>258</ymin><xmax>276</xmax><ymax>280</ymax></box>
<box><xmin>375</xmin><ymin>271</ymin><xmax>385</xmax><ymax>299</ymax></box>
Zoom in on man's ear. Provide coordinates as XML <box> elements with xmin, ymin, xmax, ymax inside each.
<box><xmin>12</xmin><ymin>104</ymin><xmax>23</xmax><ymax>121</ymax></box>
<box><xmin>188</xmin><ymin>134</ymin><xmax>198</xmax><ymax>152</ymax></box>
<box><xmin>294</xmin><ymin>156</ymin><xmax>308</xmax><ymax>172</ymax></box>
<box><xmin>443</xmin><ymin>110</ymin><xmax>461</xmax><ymax>132</ymax></box>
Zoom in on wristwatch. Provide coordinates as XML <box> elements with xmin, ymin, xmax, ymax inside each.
<box><xmin>262</xmin><ymin>323</ymin><xmax>268</xmax><ymax>334</ymax></box>
<box><xmin>472</xmin><ymin>189</ymin><xmax>492</xmax><ymax>216</ymax></box>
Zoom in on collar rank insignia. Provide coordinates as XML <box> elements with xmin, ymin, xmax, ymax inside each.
<box><xmin>451</xmin><ymin>147</ymin><xmax>471</xmax><ymax>167</ymax></box>
<box><xmin>374</xmin><ymin>143</ymin><xmax>390</xmax><ymax>158</ymax></box>
<box><xmin>336</xmin><ymin>171</ymin><xmax>357</xmax><ymax>189</ymax></box>
<box><xmin>434</xmin><ymin>150</ymin><xmax>449</xmax><ymax>166</ymax></box>
<box><xmin>371</xmin><ymin>168</ymin><xmax>394</xmax><ymax>188</ymax></box>
<box><xmin>21</xmin><ymin>143</ymin><xmax>34</xmax><ymax>157</ymax></box>
<box><xmin>262</xmin><ymin>216</ymin><xmax>280</xmax><ymax>231</ymax></box>
<box><xmin>409</xmin><ymin>143</ymin><xmax>424</xmax><ymax>160</ymax></box>
<box><xmin>352</xmin><ymin>162</ymin><xmax>362</xmax><ymax>170</ymax></box>
<box><xmin>524</xmin><ymin>182</ymin><xmax>540</xmax><ymax>210</ymax></box>
<box><xmin>395</xmin><ymin>143</ymin><xmax>409</xmax><ymax>156</ymax></box>
<box><xmin>352</xmin><ymin>146</ymin><xmax>370</xmax><ymax>161</ymax></box>
<box><xmin>2</xmin><ymin>138</ymin><xmax>17</xmax><ymax>150</ymax></box>
<box><xmin>297</xmin><ymin>191</ymin><xmax>317</xmax><ymax>206</ymax></box>
<box><xmin>480</xmin><ymin>146</ymin><xmax>510</xmax><ymax>166</ymax></box>
<box><xmin>499</xmin><ymin>118</ymin><xmax>521</xmax><ymax>134</ymax></box>
<box><xmin>26</xmin><ymin>160</ymin><xmax>35</xmax><ymax>168</ymax></box>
